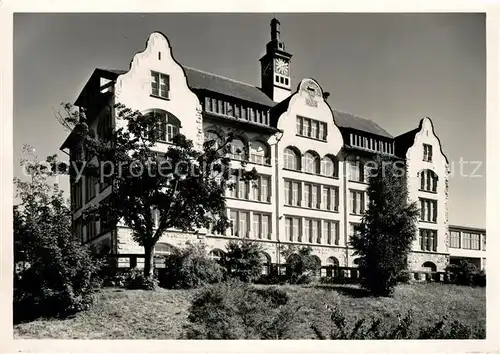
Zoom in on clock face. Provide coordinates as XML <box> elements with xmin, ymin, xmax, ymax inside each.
<box><xmin>275</xmin><ymin>59</ymin><xmax>289</xmax><ymax>75</ymax></box>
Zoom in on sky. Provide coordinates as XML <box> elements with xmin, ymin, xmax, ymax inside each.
<box><xmin>13</xmin><ymin>13</ymin><xmax>486</xmax><ymax>228</ymax></box>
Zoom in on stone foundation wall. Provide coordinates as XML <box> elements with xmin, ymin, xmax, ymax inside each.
<box><xmin>407</xmin><ymin>251</ymin><xmax>449</xmax><ymax>272</ymax></box>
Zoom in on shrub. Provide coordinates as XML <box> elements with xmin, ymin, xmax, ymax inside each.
<box><xmin>224</xmin><ymin>239</ymin><xmax>263</xmax><ymax>282</ymax></box>
<box><xmin>281</xmin><ymin>246</ymin><xmax>320</xmax><ymax>285</ymax></box>
<box><xmin>183</xmin><ymin>280</ymin><xmax>299</xmax><ymax>339</ymax></box>
<box><xmin>446</xmin><ymin>260</ymin><xmax>483</xmax><ymax>286</ymax></box>
<box><xmin>396</xmin><ymin>270</ymin><xmax>411</xmax><ymax>284</ymax></box>
<box><xmin>158</xmin><ymin>243</ymin><xmax>225</xmax><ymax>289</ymax></box>
<box><xmin>474</xmin><ymin>270</ymin><xmax>486</xmax><ymax>287</ymax></box>
<box><xmin>122</xmin><ymin>268</ymin><xmax>158</xmax><ymax>290</ymax></box>
<box><xmin>312</xmin><ymin>307</ymin><xmax>485</xmax><ymax>339</ymax></box>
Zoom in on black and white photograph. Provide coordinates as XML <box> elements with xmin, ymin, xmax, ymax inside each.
<box><xmin>2</xmin><ymin>3</ymin><xmax>498</xmax><ymax>351</ymax></box>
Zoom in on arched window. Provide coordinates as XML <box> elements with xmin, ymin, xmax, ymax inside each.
<box><xmin>284</xmin><ymin>147</ymin><xmax>300</xmax><ymax>170</ymax></box>
<box><xmin>154</xmin><ymin>243</ymin><xmax>177</xmax><ymax>268</ymax></box>
<box><xmin>422</xmin><ymin>261</ymin><xmax>437</xmax><ymax>272</ymax></box>
<box><xmin>146</xmin><ymin>110</ymin><xmax>180</xmax><ymax>143</ymax></box>
<box><xmin>260</xmin><ymin>252</ymin><xmax>271</xmax><ymax>275</ymax></box>
<box><xmin>229</xmin><ymin>138</ymin><xmax>247</xmax><ymax>161</ymax></box>
<box><xmin>326</xmin><ymin>256</ymin><xmax>339</xmax><ymax>277</ymax></box>
<box><xmin>204</xmin><ymin>130</ymin><xmax>223</xmax><ymax>150</ymax></box>
<box><xmin>97</xmin><ymin>111</ymin><xmax>112</xmax><ymax>141</ymax></box>
<box><xmin>311</xmin><ymin>255</ymin><xmax>322</xmax><ymax>276</ymax></box>
<box><xmin>249</xmin><ymin>140</ymin><xmax>270</xmax><ymax>165</ymax></box>
<box><xmin>154</xmin><ymin>243</ymin><xmax>177</xmax><ymax>256</ymax></box>
<box><xmin>303</xmin><ymin>151</ymin><xmax>320</xmax><ymax>174</ymax></box>
<box><xmin>321</xmin><ymin>155</ymin><xmax>338</xmax><ymax>177</ymax></box>
<box><xmin>420</xmin><ymin>169</ymin><xmax>438</xmax><ymax>192</ymax></box>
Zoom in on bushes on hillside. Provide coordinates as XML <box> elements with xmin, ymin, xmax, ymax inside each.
<box><xmin>312</xmin><ymin>307</ymin><xmax>485</xmax><ymax>339</ymax></box>
<box><xmin>183</xmin><ymin>280</ymin><xmax>299</xmax><ymax>339</ymax></box>
<box><xmin>446</xmin><ymin>260</ymin><xmax>486</xmax><ymax>287</ymax></box>
<box><xmin>158</xmin><ymin>243</ymin><xmax>225</xmax><ymax>289</ymax></box>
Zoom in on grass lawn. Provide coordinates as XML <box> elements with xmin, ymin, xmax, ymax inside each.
<box><xmin>13</xmin><ymin>283</ymin><xmax>485</xmax><ymax>339</ymax></box>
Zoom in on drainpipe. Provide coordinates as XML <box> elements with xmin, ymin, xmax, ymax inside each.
<box><xmin>343</xmin><ymin>150</ymin><xmax>349</xmax><ymax>268</ymax></box>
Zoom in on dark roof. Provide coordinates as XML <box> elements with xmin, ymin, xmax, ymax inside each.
<box><xmin>269</xmin><ymin>95</ymin><xmax>392</xmax><ymax>138</ymax></box>
<box><xmin>332</xmin><ymin>110</ymin><xmax>392</xmax><ymax>138</ymax></box>
<box><xmin>71</xmin><ymin>67</ymin><xmax>394</xmax><ymax>145</ymax></box>
<box><xmin>394</xmin><ymin>127</ymin><xmax>420</xmax><ymax>158</ymax></box>
<box><xmin>183</xmin><ymin>66</ymin><xmax>275</xmax><ymax>107</ymax></box>
<box><xmin>89</xmin><ymin>67</ymin><xmax>275</xmax><ymax>107</ymax></box>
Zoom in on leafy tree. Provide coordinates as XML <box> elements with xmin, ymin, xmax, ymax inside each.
<box><xmin>224</xmin><ymin>239</ymin><xmax>264</xmax><ymax>282</ymax></box>
<box><xmin>349</xmin><ymin>154</ymin><xmax>419</xmax><ymax>296</ymax></box>
<box><xmin>281</xmin><ymin>245</ymin><xmax>320</xmax><ymax>284</ymax></box>
<box><xmin>54</xmin><ymin>103</ymin><xmax>257</xmax><ymax>281</ymax></box>
<box><xmin>13</xmin><ymin>146</ymin><xmax>102</xmax><ymax>322</ymax></box>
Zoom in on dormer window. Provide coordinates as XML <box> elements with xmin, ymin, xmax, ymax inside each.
<box><xmin>151</xmin><ymin>71</ymin><xmax>169</xmax><ymax>99</ymax></box>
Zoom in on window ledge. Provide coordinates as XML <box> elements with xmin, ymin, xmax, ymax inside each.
<box><xmin>348</xmin><ymin>179</ymin><xmax>368</xmax><ymax>185</ymax></box>
<box><xmin>418</xmin><ymin>189</ymin><xmax>438</xmax><ymax>194</ymax></box>
<box><xmin>226</xmin><ymin>197</ymin><xmax>272</xmax><ymax>205</ymax></box>
<box><xmin>284</xmin><ymin>204</ymin><xmax>339</xmax><ymax>213</ymax></box>
<box><xmin>419</xmin><ymin>221</ymin><xmax>438</xmax><ymax>225</ymax></box>
<box><xmin>295</xmin><ymin>133</ymin><xmax>328</xmax><ymax>143</ymax></box>
<box><xmin>150</xmin><ymin>94</ymin><xmax>170</xmax><ymax>101</ymax></box>
<box><xmin>282</xmin><ymin>167</ymin><xmax>339</xmax><ymax>179</ymax></box>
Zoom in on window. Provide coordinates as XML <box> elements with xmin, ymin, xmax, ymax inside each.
<box><xmin>151</xmin><ymin>71</ymin><xmax>169</xmax><ymax>99</ymax></box>
<box><xmin>482</xmin><ymin>234</ymin><xmax>486</xmax><ymax>250</ymax></box>
<box><xmin>74</xmin><ymin>217</ymin><xmax>83</xmax><ymax>242</ymax></box>
<box><xmin>229</xmin><ymin>138</ymin><xmax>247</xmax><ymax>160</ymax></box>
<box><xmin>296</xmin><ymin>116</ymin><xmax>327</xmax><ymax>141</ymax></box>
<box><xmin>322</xmin><ymin>186</ymin><xmax>339</xmax><ymax>211</ymax></box>
<box><xmin>238</xmin><ymin>177</ymin><xmax>249</xmax><ymax>200</ymax></box>
<box><xmin>321</xmin><ymin>156</ymin><xmax>337</xmax><ymax>177</ymax></box>
<box><xmin>303</xmin><ymin>152</ymin><xmax>320</xmax><ymax>174</ymax></box>
<box><xmin>419</xmin><ymin>229</ymin><xmax>437</xmax><ymax>251</ymax></box>
<box><xmin>85</xmin><ymin>218</ymin><xmax>97</xmax><ymax>242</ymax></box>
<box><xmin>419</xmin><ymin>198</ymin><xmax>437</xmax><ymax>222</ymax></box>
<box><xmin>350</xmin><ymin>190</ymin><xmax>365</xmax><ymax>215</ymax></box>
<box><xmin>450</xmin><ymin>231</ymin><xmax>461</xmax><ymax>248</ymax></box>
<box><xmin>323</xmin><ymin>220</ymin><xmax>339</xmax><ymax>245</ymax></box>
<box><xmin>420</xmin><ymin>170</ymin><xmax>438</xmax><ymax>192</ymax></box>
<box><xmin>253</xmin><ymin>212</ymin><xmax>271</xmax><ymax>239</ymax></box>
<box><xmin>423</xmin><ymin>144</ymin><xmax>433</xmax><ymax>162</ymax></box>
<box><xmin>97</xmin><ymin>111</ymin><xmax>112</xmax><ymax>141</ymax></box>
<box><xmin>226</xmin><ymin>102</ymin><xmax>234</xmax><ymax>117</ymax></box>
<box><xmin>348</xmin><ymin>160</ymin><xmax>364</xmax><ymax>182</ymax></box>
<box><xmin>228</xmin><ymin>210</ymin><xmax>250</xmax><ymax>237</ymax></box>
<box><xmin>462</xmin><ymin>232</ymin><xmax>480</xmax><ymax>250</ymax></box>
<box><xmin>349</xmin><ymin>223</ymin><xmax>361</xmax><ymax>237</ymax></box>
<box><xmin>284</xmin><ymin>147</ymin><xmax>300</xmax><ymax>170</ymax></box>
<box><xmin>250</xmin><ymin>141</ymin><xmax>270</xmax><ymax>165</ymax></box>
<box><xmin>284</xmin><ymin>180</ymin><xmax>301</xmax><ymax>207</ymax></box>
<box><xmin>250</xmin><ymin>175</ymin><xmax>271</xmax><ymax>202</ymax></box>
<box><xmin>85</xmin><ymin>175</ymin><xmax>96</xmax><ymax>202</ymax></box>
<box><xmin>285</xmin><ymin>216</ymin><xmax>301</xmax><ymax>242</ymax></box>
<box><xmin>74</xmin><ymin>179</ymin><xmax>83</xmax><ymax>210</ymax></box>
<box><xmin>147</xmin><ymin>111</ymin><xmax>180</xmax><ymax>143</ymax></box>
<box><xmin>303</xmin><ymin>183</ymin><xmax>321</xmax><ymax>209</ymax></box>
<box><xmin>303</xmin><ymin>219</ymin><xmax>320</xmax><ymax>243</ymax></box>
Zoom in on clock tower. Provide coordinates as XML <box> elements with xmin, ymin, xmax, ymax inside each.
<box><xmin>260</xmin><ymin>18</ymin><xmax>292</xmax><ymax>103</ymax></box>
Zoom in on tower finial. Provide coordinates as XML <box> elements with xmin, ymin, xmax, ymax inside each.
<box><xmin>271</xmin><ymin>17</ymin><xmax>280</xmax><ymax>42</ymax></box>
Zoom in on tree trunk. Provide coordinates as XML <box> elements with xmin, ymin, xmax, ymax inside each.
<box><xmin>143</xmin><ymin>243</ymin><xmax>155</xmax><ymax>279</ymax></box>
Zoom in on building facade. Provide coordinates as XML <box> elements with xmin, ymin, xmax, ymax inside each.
<box><xmin>61</xmin><ymin>19</ymin><xmax>485</xmax><ymax>273</ymax></box>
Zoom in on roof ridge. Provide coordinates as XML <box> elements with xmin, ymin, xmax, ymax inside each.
<box><xmin>182</xmin><ymin>65</ymin><xmax>261</xmax><ymax>90</ymax></box>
